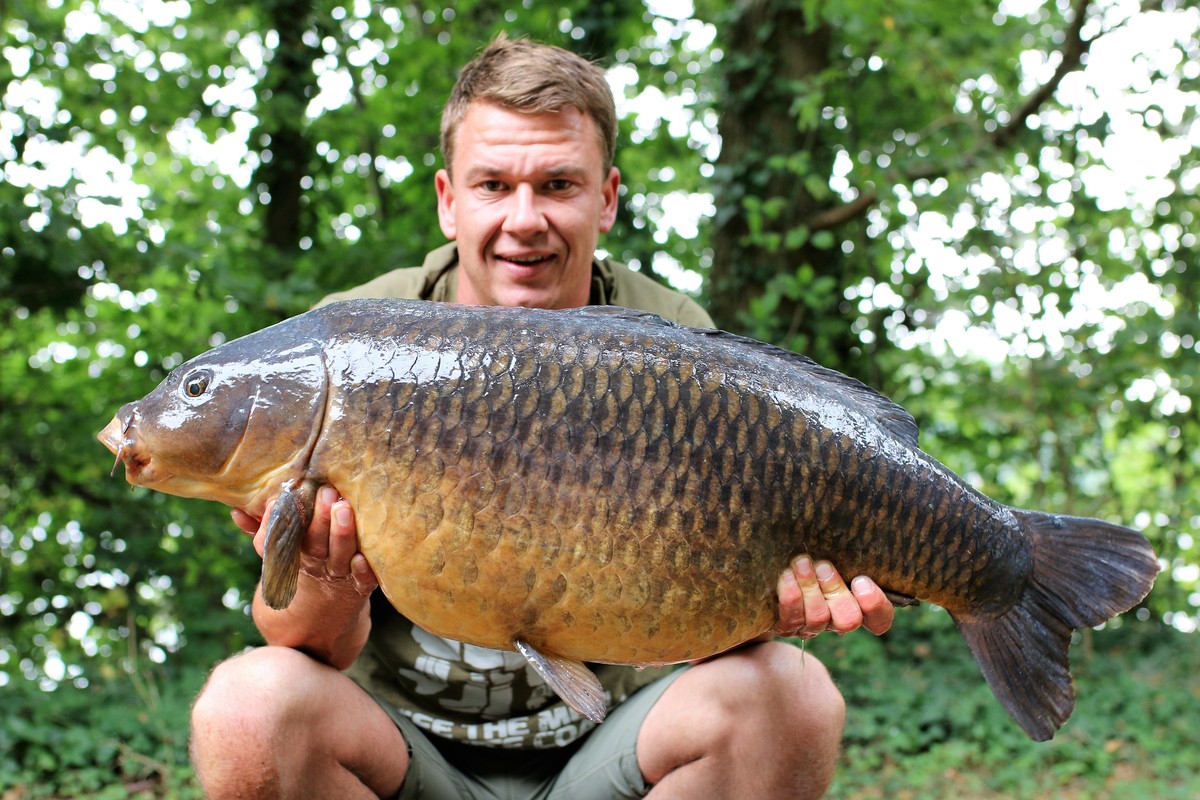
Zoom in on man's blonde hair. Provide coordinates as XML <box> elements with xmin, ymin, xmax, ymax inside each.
<box><xmin>440</xmin><ymin>35</ymin><xmax>617</xmax><ymax>176</ymax></box>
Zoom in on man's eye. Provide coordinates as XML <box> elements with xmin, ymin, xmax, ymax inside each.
<box><xmin>546</xmin><ymin>179</ymin><xmax>573</xmax><ymax>191</ymax></box>
<box><xmin>480</xmin><ymin>180</ymin><xmax>506</xmax><ymax>192</ymax></box>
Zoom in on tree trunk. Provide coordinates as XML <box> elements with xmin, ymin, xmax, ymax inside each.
<box><xmin>255</xmin><ymin>0</ymin><xmax>317</xmax><ymax>252</ymax></box>
<box><xmin>707</xmin><ymin>0</ymin><xmax>863</xmax><ymax>370</ymax></box>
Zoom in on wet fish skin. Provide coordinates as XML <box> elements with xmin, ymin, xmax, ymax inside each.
<box><xmin>98</xmin><ymin>298</ymin><xmax>1158</xmax><ymax>740</ymax></box>
<box><xmin>312</xmin><ymin>304</ymin><xmax>785</xmax><ymax>664</ymax></box>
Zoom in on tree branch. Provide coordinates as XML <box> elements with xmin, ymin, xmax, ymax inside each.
<box><xmin>814</xmin><ymin>0</ymin><xmax>1097</xmax><ymax>230</ymax></box>
<box><xmin>990</xmin><ymin>0</ymin><xmax>1093</xmax><ymax>150</ymax></box>
<box><xmin>807</xmin><ymin>191</ymin><xmax>879</xmax><ymax>230</ymax></box>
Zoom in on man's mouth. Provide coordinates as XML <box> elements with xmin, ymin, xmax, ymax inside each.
<box><xmin>498</xmin><ymin>253</ymin><xmax>555</xmax><ymax>268</ymax></box>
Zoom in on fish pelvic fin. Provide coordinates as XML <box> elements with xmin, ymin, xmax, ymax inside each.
<box><xmin>955</xmin><ymin>511</ymin><xmax>1158</xmax><ymax>741</ymax></box>
<box><xmin>260</xmin><ymin>479</ymin><xmax>319</xmax><ymax>610</ymax></box>
<box><xmin>514</xmin><ymin>638</ymin><xmax>608</xmax><ymax>724</ymax></box>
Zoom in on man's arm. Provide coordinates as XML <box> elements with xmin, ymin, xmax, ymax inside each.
<box><xmin>234</xmin><ymin>486</ymin><xmax>377</xmax><ymax>670</ymax></box>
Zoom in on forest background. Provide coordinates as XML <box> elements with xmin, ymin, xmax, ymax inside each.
<box><xmin>2</xmin><ymin>0</ymin><xmax>1198</xmax><ymax>797</ymax></box>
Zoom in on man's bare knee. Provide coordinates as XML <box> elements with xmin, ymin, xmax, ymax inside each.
<box><xmin>193</xmin><ymin>647</ymin><xmax>313</xmax><ymax>739</ymax></box>
<box><xmin>190</xmin><ymin>647</ymin><xmax>328</xmax><ymax>795</ymax></box>
<box><xmin>783</xmin><ymin>645</ymin><xmax>846</xmax><ymax>736</ymax></box>
<box><xmin>191</xmin><ymin>646</ymin><xmax>409</xmax><ymax>800</ymax></box>
<box><xmin>639</xmin><ymin>642</ymin><xmax>846</xmax><ymax>799</ymax></box>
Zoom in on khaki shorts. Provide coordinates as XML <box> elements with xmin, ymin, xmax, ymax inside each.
<box><xmin>383</xmin><ymin>668</ymin><xmax>687</xmax><ymax>800</ymax></box>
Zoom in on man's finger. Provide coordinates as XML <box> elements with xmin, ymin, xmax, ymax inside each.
<box><xmin>230</xmin><ymin>508</ymin><xmax>260</xmax><ymax>536</ymax></box>
<box><xmin>794</xmin><ymin>556</ymin><xmax>833</xmax><ymax>635</ymax></box>
<box><xmin>250</xmin><ymin>498</ymin><xmax>275</xmax><ymax>558</ymax></box>
<box><xmin>851</xmin><ymin>576</ymin><xmax>895</xmax><ymax>635</ymax></box>
<box><xmin>350</xmin><ymin>553</ymin><xmax>379</xmax><ymax>597</ymax></box>
<box><xmin>816</xmin><ymin>560</ymin><xmax>864</xmax><ymax>635</ymax></box>
<box><xmin>326</xmin><ymin>499</ymin><xmax>357</xmax><ymax>579</ymax></box>
<box><xmin>302</xmin><ymin>485</ymin><xmax>340</xmax><ymax>562</ymax></box>
<box><xmin>776</xmin><ymin>566</ymin><xmax>805</xmax><ymax>635</ymax></box>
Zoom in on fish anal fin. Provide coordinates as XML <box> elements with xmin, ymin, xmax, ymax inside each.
<box><xmin>514</xmin><ymin>638</ymin><xmax>608</xmax><ymax>724</ymax></box>
<box><xmin>882</xmin><ymin>590</ymin><xmax>920</xmax><ymax>608</ymax></box>
<box><xmin>260</xmin><ymin>479</ymin><xmax>319</xmax><ymax>610</ymax></box>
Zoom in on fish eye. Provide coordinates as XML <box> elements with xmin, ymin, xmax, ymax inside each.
<box><xmin>183</xmin><ymin>370</ymin><xmax>212</xmax><ymax>399</ymax></box>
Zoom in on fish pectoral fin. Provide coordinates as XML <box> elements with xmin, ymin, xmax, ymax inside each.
<box><xmin>260</xmin><ymin>480</ymin><xmax>319</xmax><ymax>610</ymax></box>
<box><xmin>514</xmin><ymin>638</ymin><xmax>607</xmax><ymax>724</ymax></box>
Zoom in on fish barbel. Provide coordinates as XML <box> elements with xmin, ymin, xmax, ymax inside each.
<box><xmin>97</xmin><ymin>299</ymin><xmax>1158</xmax><ymax>739</ymax></box>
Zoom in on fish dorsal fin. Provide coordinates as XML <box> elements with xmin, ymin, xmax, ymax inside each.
<box><xmin>514</xmin><ymin>638</ymin><xmax>608</xmax><ymax>723</ymax></box>
<box><xmin>569</xmin><ymin>305</ymin><xmax>679</xmax><ymax>328</ymax></box>
<box><xmin>687</xmin><ymin>327</ymin><xmax>920</xmax><ymax>446</ymax></box>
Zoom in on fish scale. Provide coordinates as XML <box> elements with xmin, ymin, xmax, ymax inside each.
<box><xmin>99</xmin><ymin>297</ymin><xmax>1158</xmax><ymax>740</ymax></box>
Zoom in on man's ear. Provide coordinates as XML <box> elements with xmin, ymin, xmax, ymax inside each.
<box><xmin>435</xmin><ymin>169</ymin><xmax>457</xmax><ymax>240</ymax></box>
<box><xmin>598</xmin><ymin>166</ymin><xmax>620</xmax><ymax>233</ymax></box>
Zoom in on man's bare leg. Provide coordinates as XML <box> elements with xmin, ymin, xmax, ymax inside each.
<box><xmin>637</xmin><ymin>641</ymin><xmax>845</xmax><ymax>799</ymax></box>
<box><xmin>191</xmin><ymin>646</ymin><xmax>408</xmax><ymax>800</ymax></box>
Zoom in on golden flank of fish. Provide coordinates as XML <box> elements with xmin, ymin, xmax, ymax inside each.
<box><xmin>98</xmin><ymin>299</ymin><xmax>1158</xmax><ymax>739</ymax></box>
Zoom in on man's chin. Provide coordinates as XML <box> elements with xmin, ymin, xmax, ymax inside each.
<box><xmin>493</xmin><ymin>287</ymin><xmax>560</xmax><ymax>310</ymax></box>
<box><xmin>461</xmin><ymin>256</ymin><xmax>586</xmax><ymax>309</ymax></box>
<box><xmin>486</xmin><ymin>271</ymin><xmax>560</xmax><ymax>309</ymax></box>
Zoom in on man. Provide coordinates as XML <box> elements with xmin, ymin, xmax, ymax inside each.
<box><xmin>191</xmin><ymin>37</ymin><xmax>894</xmax><ymax>799</ymax></box>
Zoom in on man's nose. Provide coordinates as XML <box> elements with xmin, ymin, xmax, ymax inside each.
<box><xmin>502</xmin><ymin>184</ymin><xmax>549</xmax><ymax>236</ymax></box>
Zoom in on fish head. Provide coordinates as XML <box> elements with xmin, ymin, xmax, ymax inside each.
<box><xmin>98</xmin><ymin>336</ymin><xmax>328</xmax><ymax>515</ymax></box>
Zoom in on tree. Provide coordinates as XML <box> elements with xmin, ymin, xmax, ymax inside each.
<box><xmin>1</xmin><ymin>1</ymin><xmax>1197</xmax><ymax>791</ymax></box>
<box><xmin>691</xmin><ymin>0</ymin><xmax>1197</xmax><ymax>618</ymax></box>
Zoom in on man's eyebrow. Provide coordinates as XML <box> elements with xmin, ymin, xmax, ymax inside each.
<box><xmin>543</xmin><ymin>165</ymin><xmax>588</xmax><ymax>178</ymax></box>
<box><xmin>462</xmin><ymin>164</ymin><xmax>505</xmax><ymax>181</ymax></box>
<box><xmin>461</xmin><ymin>163</ymin><xmax>589</xmax><ymax>181</ymax></box>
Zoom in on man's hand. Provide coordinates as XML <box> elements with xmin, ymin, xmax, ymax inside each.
<box><xmin>775</xmin><ymin>556</ymin><xmax>894</xmax><ymax>639</ymax></box>
<box><xmin>233</xmin><ymin>485</ymin><xmax>377</xmax><ymax>600</ymax></box>
<box><xmin>234</xmin><ymin>486</ymin><xmax>377</xmax><ymax>668</ymax></box>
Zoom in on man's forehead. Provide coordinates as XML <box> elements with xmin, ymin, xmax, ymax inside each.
<box><xmin>453</xmin><ymin>103</ymin><xmax>603</xmax><ymax>175</ymax></box>
<box><xmin>463</xmin><ymin>103</ymin><xmax>592</xmax><ymax>140</ymax></box>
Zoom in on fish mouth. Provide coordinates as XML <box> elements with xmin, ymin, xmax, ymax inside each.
<box><xmin>98</xmin><ymin>413</ymin><xmax>151</xmax><ymax>482</ymax></box>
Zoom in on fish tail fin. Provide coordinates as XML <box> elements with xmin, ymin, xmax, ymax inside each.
<box><xmin>953</xmin><ymin>511</ymin><xmax>1158</xmax><ymax>741</ymax></box>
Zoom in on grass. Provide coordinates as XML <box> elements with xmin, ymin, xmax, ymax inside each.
<box><xmin>2</xmin><ymin>613</ymin><xmax>1196</xmax><ymax>798</ymax></box>
<box><xmin>810</xmin><ymin>611</ymin><xmax>1200</xmax><ymax>799</ymax></box>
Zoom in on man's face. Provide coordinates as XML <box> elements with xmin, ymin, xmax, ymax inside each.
<box><xmin>436</xmin><ymin>102</ymin><xmax>620</xmax><ymax>310</ymax></box>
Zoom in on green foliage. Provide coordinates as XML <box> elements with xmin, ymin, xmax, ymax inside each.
<box><xmin>806</xmin><ymin>613</ymin><xmax>1200</xmax><ymax>798</ymax></box>
<box><xmin>2</xmin><ymin>0</ymin><xmax>1198</xmax><ymax>795</ymax></box>
<box><xmin>0</xmin><ymin>666</ymin><xmax>207</xmax><ymax>798</ymax></box>
<box><xmin>1</xmin><ymin>0</ymin><xmax>669</xmax><ymax>698</ymax></box>
<box><xmin>1</xmin><ymin>262</ymin><xmax>262</xmax><ymax>694</ymax></box>
<box><xmin>2</xmin><ymin>618</ymin><xmax>1195</xmax><ymax>798</ymax></box>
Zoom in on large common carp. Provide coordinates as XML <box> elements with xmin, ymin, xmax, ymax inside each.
<box><xmin>98</xmin><ymin>298</ymin><xmax>1157</xmax><ymax>740</ymax></box>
